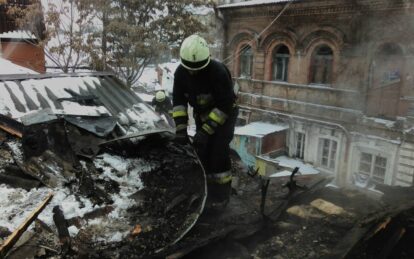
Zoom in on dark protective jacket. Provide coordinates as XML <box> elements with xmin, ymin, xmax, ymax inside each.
<box><xmin>151</xmin><ymin>96</ymin><xmax>173</xmax><ymax>114</ymax></box>
<box><xmin>172</xmin><ymin>59</ymin><xmax>237</xmax><ymax>134</ymax></box>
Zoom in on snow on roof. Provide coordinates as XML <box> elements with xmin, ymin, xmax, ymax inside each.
<box><xmin>136</xmin><ymin>92</ymin><xmax>154</xmax><ymax>103</ymax></box>
<box><xmin>0</xmin><ymin>58</ymin><xmax>38</xmax><ymax>75</ymax></box>
<box><xmin>0</xmin><ymin>74</ymin><xmax>163</xmax><ymax>135</ymax></box>
<box><xmin>186</xmin><ymin>5</ymin><xmax>214</xmax><ymax>15</ymax></box>
<box><xmin>218</xmin><ymin>0</ymin><xmax>296</xmax><ymax>9</ymax></box>
<box><xmin>0</xmin><ymin>30</ymin><xmax>37</xmax><ymax>40</ymax></box>
<box><xmin>259</xmin><ymin>155</ymin><xmax>319</xmax><ymax>176</ymax></box>
<box><xmin>235</xmin><ymin>122</ymin><xmax>288</xmax><ymax>138</ymax></box>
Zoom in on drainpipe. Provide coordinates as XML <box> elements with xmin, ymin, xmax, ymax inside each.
<box><xmin>240</xmin><ymin>105</ymin><xmax>352</xmax><ymax>187</ymax></box>
<box><xmin>213</xmin><ymin>4</ymin><xmax>228</xmax><ymax>60</ymax></box>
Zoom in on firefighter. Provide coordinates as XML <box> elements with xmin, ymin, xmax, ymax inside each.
<box><xmin>152</xmin><ymin>90</ymin><xmax>174</xmax><ymax>127</ymax></box>
<box><xmin>172</xmin><ymin>34</ymin><xmax>238</xmax><ymax>210</ymax></box>
<box><xmin>151</xmin><ymin>90</ymin><xmax>172</xmax><ymax>114</ymax></box>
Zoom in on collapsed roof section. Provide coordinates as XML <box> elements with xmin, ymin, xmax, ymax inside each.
<box><xmin>0</xmin><ymin>73</ymin><xmax>168</xmax><ymax>138</ymax></box>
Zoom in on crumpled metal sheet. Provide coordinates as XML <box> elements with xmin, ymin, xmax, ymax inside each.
<box><xmin>64</xmin><ymin>115</ymin><xmax>118</xmax><ymax>137</ymax></box>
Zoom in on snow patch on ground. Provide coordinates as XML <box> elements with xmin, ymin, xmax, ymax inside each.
<box><xmin>42</xmin><ymin>189</ymin><xmax>96</xmax><ymax>224</ymax></box>
<box><xmin>0</xmin><ymin>58</ymin><xmax>38</xmax><ymax>75</ymax></box>
<box><xmin>68</xmin><ymin>225</ymin><xmax>80</xmax><ymax>237</ymax></box>
<box><xmin>136</xmin><ymin>61</ymin><xmax>180</xmax><ymax>93</ymax></box>
<box><xmin>93</xmin><ymin>153</ymin><xmax>155</xmax><ymax>221</ymax></box>
<box><xmin>137</xmin><ymin>65</ymin><xmax>160</xmax><ymax>91</ymax></box>
<box><xmin>0</xmin><ymin>185</ymin><xmax>50</xmax><ymax>231</ymax></box>
<box><xmin>5</xmin><ymin>141</ymin><xmax>24</xmax><ymax>163</ymax></box>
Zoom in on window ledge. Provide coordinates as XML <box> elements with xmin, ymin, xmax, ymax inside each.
<box><xmin>235</xmin><ymin>77</ymin><xmax>358</xmax><ymax>94</ymax></box>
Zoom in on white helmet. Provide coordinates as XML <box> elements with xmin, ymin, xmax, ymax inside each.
<box><xmin>155</xmin><ymin>91</ymin><xmax>166</xmax><ymax>102</ymax></box>
<box><xmin>180</xmin><ymin>34</ymin><xmax>210</xmax><ymax>71</ymax></box>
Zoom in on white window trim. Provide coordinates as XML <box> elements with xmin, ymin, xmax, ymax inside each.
<box><xmin>317</xmin><ymin>137</ymin><xmax>340</xmax><ymax>173</ymax></box>
<box><xmin>358</xmin><ymin>152</ymin><xmax>387</xmax><ymax>184</ymax></box>
<box><xmin>295</xmin><ymin>131</ymin><xmax>306</xmax><ymax>159</ymax></box>
<box><xmin>356</xmin><ymin>148</ymin><xmax>391</xmax><ymax>185</ymax></box>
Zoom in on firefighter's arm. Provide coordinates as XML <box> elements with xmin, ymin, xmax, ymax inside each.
<box><xmin>172</xmin><ymin>72</ymin><xmax>189</xmax><ymax>134</ymax></box>
<box><xmin>201</xmin><ymin>66</ymin><xmax>235</xmax><ymax>135</ymax></box>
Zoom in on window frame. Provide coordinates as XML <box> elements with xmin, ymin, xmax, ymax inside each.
<box><xmin>318</xmin><ymin>138</ymin><xmax>338</xmax><ymax>171</ymax></box>
<box><xmin>358</xmin><ymin>152</ymin><xmax>387</xmax><ymax>184</ymax></box>
<box><xmin>295</xmin><ymin>132</ymin><xmax>305</xmax><ymax>159</ymax></box>
<box><xmin>239</xmin><ymin>44</ymin><xmax>253</xmax><ymax>78</ymax></box>
<box><xmin>310</xmin><ymin>45</ymin><xmax>334</xmax><ymax>85</ymax></box>
<box><xmin>271</xmin><ymin>45</ymin><xmax>290</xmax><ymax>82</ymax></box>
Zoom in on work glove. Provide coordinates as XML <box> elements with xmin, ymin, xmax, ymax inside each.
<box><xmin>193</xmin><ymin>130</ymin><xmax>209</xmax><ymax>151</ymax></box>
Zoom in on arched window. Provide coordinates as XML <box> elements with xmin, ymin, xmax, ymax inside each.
<box><xmin>310</xmin><ymin>45</ymin><xmax>333</xmax><ymax>85</ymax></box>
<box><xmin>239</xmin><ymin>45</ymin><xmax>253</xmax><ymax>78</ymax></box>
<box><xmin>272</xmin><ymin>45</ymin><xmax>290</xmax><ymax>81</ymax></box>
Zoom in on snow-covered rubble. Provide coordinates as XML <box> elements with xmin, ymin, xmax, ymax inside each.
<box><xmin>0</xmin><ymin>151</ymin><xmax>154</xmax><ymax>243</ymax></box>
<box><xmin>0</xmin><ymin>72</ymin><xmax>204</xmax><ymax>257</ymax></box>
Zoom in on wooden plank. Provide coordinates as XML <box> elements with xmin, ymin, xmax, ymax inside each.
<box><xmin>0</xmin><ymin>115</ymin><xmax>24</xmax><ymax>138</ymax></box>
<box><xmin>53</xmin><ymin>206</ymin><xmax>71</xmax><ymax>253</ymax></box>
<box><xmin>0</xmin><ymin>192</ymin><xmax>54</xmax><ymax>258</ymax></box>
<box><xmin>0</xmin><ymin>124</ymin><xmax>22</xmax><ymax>138</ymax></box>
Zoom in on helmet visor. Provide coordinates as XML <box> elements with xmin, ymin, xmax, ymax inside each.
<box><xmin>181</xmin><ymin>57</ymin><xmax>210</xmax><ymax>71</ymax></box>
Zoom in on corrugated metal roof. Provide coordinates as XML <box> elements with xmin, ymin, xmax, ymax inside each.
<box><xmin>218</xmin><ymin>0</ymin><xmax>297</xmax><ymax>9</ymax></box>
<box><xmin>0</xmin><ymin>30</ymin><xmax>37</xmax><ymax>39</ymax></box>
<box><xmin>235</xmin><ymin>122</ymin><xmax>288</xmax><ymax>137</ymax></box>
<box><xmin>0</xmin><ymin>73</ymin><xmax>166</xmax><ymax>137</ymax></box>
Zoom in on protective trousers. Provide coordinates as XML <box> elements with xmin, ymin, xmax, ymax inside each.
<box><xmin>196</xmin><ymin>107</ymin><xmax>238</xmax><ymax>205</ymax></box>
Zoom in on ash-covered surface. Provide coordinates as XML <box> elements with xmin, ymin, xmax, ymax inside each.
<box><xmin>247</xmin><ymin>187</ymin><xmax>382</xmax><ymax>259</ymax></box>
<box><xmin>175</xmin><ymin>158</ymin><xmax>387</xmax><ymax>259</ymax></box>
<box><xmin>0</xmin><ymin>129</ymin><xmax>206</xmax><ymax>258</ymax></box>
<box><xmin>94</xmin><ymin>138</ymin><xmax>206</xmax><ymax>258</ymax></box>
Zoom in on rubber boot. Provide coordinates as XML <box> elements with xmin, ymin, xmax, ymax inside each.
<box><xmin>205</xmin><ymin>180</ymin><xmax>232</xmax><ymax>214</ymax></box>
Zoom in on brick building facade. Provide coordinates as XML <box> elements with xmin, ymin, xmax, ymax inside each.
<box><xmin>217</xmin><ymin>0</ymin><xmax>414</xmax><ymax>189</ymax></box>
<box><xmin>0</xmin><ymin>0</ymin><xmax>45</xmax><ymax>73</ymax></box>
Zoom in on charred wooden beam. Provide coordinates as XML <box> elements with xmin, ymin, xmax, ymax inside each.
<box><xmin>0</xmin><ymin>114</ymin><xmax>23</xmax><ymax>138</ymax></box>
<box><xmin>0</xmin><ymin>193</ymin><xmax>53</xmax><ymax>258</ymax></box>
<box><xmin>0</xmin><ymin>173</ymin><xmax>40</xmax><ymax>190</ymax></box>
<box><xmin>53</xmin><ymin>206</ymin><xmax>71</xmax><ymax>254</ymax></box>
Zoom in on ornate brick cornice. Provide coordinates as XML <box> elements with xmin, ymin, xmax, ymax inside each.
<box><xmin>222</xmin><ymin>2</ymin><xmax>414</xmax><ymax>19</ymax></box>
